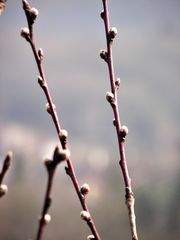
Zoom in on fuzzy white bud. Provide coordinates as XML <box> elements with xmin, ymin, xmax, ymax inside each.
<box><xmin>80</xmin><ymin>183</ymin><xmax>90</xmax><ymax>196</ymax></box>
<box><xmin>44</xmin><ymin>214</ymin><xmax>51</xmax><ymax>224</ymax></box>
<box><xmin>115</xmin><ymin>78</ymin><xmax>121</xmax><ymax>89</ymax></box>
<box><xmin>120</xmin><ymin>125</ymin><xmax>129</xmax><ymax>139</ymax></box>
<box><xmin>87</xmin><ymin>235</ymin><xmax>95</xmax><ymax>240</ymax></box>
<box><xmin>30</xmin><ymin>7</ymin><xmax>39</xmax><ymax>20</ymax></box>
<box><xmin>109</xmin><ymin>27</ymin><xmax>118</xmax><ymax>39</ymax></box>
<box><xmin>106</xmin><ymin>92</ymin><xmax>115</xmax><ymax>104</ymax></box>
<box><xmin>0</xmin><ymin>184</ymin><xmax>8</xmax><ymax>198</ymax></box>
<box><xmin>80</xmin><ymin>211</ymin><xmax>91</xmax><ymax>221</ymax></box>
<box><xmin>20</xmin><ymin>27</ymin><xmax>30</xmax><ymax>40</ymax></box>
<box><xmin>59</xmin><ymin>129</ymin><xmax>68</xmax><ymax>141</ymax></box>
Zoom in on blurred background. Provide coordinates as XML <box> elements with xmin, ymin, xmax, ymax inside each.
<box><xmin>0</xmin><ymin>0</ymin><xmax>180</xmax><ymax>239</ymax></box>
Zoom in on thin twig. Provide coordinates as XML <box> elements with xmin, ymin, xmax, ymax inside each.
<box><xmin>0</xmin><ymin>151</ymin><xmax>12</xmax><ymax>198</ymax></box>
<box><xmin>21</xmin><ymin>1</ymin><xmax>101</xmax><ymax>239</ymax></box>
<box><xmin>100</xmin><ymin>1</ymin><xmax>138</xmax><ymax>239</ymax></box>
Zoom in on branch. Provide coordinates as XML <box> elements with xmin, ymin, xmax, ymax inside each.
<box><xmin>100</xmin><ymin>1</ymin><xmax>138</xmax><ymax>239</ymax></box>
<box><xmin>21</xmin><ymin>1</ymin><xmax>101</xmax><ymax>239</ymax></box>
<box><xmin>0</xmin><ymin>151</ymin><xmax>12</xmax><ymax>198</ymax></box>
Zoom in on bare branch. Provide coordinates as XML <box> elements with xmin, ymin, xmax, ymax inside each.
<box><xmin>100</xmin><ymin>1</ymin><xmax>138</xmax><ymax>239</ymax></box>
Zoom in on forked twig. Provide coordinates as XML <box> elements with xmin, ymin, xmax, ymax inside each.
<box><xmin>21</xmin><ymin>1</ymin><xmax>101</xmax><ymax>240</ymax></box>
<box><xmin>100</xmin><ymin>1</ymin><xmax>138</xmax><ymax>239</ymax></box>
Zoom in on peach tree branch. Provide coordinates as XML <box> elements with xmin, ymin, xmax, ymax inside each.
<box><xmin>100</xmin><ymin>1</ymin><xmax>138</xmax><ymax>239</ymax></box>
<box><xmin>21</xmin><ymin>1</ymin><xmax>101</xmax><ymax>240</ymax></box>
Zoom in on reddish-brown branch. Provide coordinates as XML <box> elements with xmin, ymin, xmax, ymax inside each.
<box><xmin>21</xmin><ymin>1</ymin><xmax>101</xmax><ymax>239</ymax></box>
<box><xmin>0</xmin><ymin>152</ymin><xmax>12</xmax><ymax>198</ymax></box>
<box><xmin>101</xmin><ymin>0</ymin><xmax>138</xmax><ymax>239</ymax></box>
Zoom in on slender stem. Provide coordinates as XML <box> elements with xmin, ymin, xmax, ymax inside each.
<box><xmin>101</xmin><ymin>1</ymin><xmax>138</xmax><ymax>239</ymax></box>
<box><xmin>0</xmin><ymin>152</ymin><xmax>12</xmax><ymax>185</ymax></box>
<box><xmin>22</xmin><ymin>1</ymin><xmax>101</xmax><ymax>239</ymax></box>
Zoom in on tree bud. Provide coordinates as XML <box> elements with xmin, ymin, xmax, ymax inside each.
<box><xmin>115</xmin><ymin>78</ymin><xmax>120</xmax><ymax>89</ymax></box>
<box><xmin>30</xmin><ymin>7</ymin><xmax>39</xmax><ymax>20</ymax></box>
<box><xmin>20</xmin><ymin>27</ymin><xmax>30</xmax><ymax>41</ymax></box>
<box><xmin>106</xmin><ymin>92</ymin><xmax>115</xmax><ymax>104</ymax></box>
<box><xmin>0</xmin><ymin>184</ymin><xmax>8</xmax><ymax>198</ymax></box>
<box><xmin>99</xmin><ymin>49</ymin><xmax>108</xmax><ymax>62</ymax></box>
<box><xmin>100</xmin><ymin>11</ymin><xmax>105</xmax><ymax>19</ymax></box>
<box><xmin>87</xmin><ymin>235</ymin><xmax>95</xmax><ymax>240</ymax></box>
<box><xmin>80</xmin><ymin>211</ymin><xmax>91</xmax><ymax>221</ymax></box>
<box><xmin>46</xmin><ymin>103</ymin><xmax>56</xmax><ymax>115</ymax></box>
<box><xmin>80</xmin><ymin>183</ymin><xmax>90</xmax><ymax>196</ymax></box>
<box><xmin>109</xmin><ymin>27</ymin><xmax>118</xmax><ymax>40</ymax></box>
<box><xmin>38</xmin><ymin>48</ymin><xmax>44</xmax><ymax>61</ymax></box>
<box><xmin>120</xmin><ymin>125</ymin><xmax>128</xmax><ymax>140</ymax></box>
<box><xmin>44</xmin><ymin>213</ymin><xmax>51</xmax><ymax>225</ymax></box>
<box><xmin>59</xmin><ymin>129</ymin><xmax>68</xmax><ymax>143</ymax></box>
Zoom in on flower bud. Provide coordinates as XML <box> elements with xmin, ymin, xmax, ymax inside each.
<box><xmin>30</xmin><ymin>7</ymin><xmax>39</xmax><ymax>20</ymax></box>
<box><xmin>106</xmin><ymin>92</ymin><xmax>115</xmax><ymax>104</ymax></box>
<box><xmin>20</xmin><ymin>27</ymin><xmax>30</xmax><ymax>41</ymax></box>
<box><xmin>80</xmin><ymin>211</ymin><xmax>91</xmax><ymax>221</ymax></box>
<box><xmin>100</xmin><ymin>11</ymin><xmax>104</xmax><ymax>19</ymax></box>
<box><xmin>46</xmin><ymin>103</ymin><xmax>56</xmax><ymax>115</ymax></box>
<box><xmin>44</xmin><ymin>214</ymin><xmax>51</xmax><ymax>225</ymax></box>
<box><xmin>109</xmin><ymin>27</ymin><xmax>118</xmax><ymax>40</ymax></box>
<box><xmin>115</xmin><ymin>78</ymin><xmax>120</xmax><ymax>89</ymax></box>
<box><xmin>120</xmin><ymin>125</ymin><xmax>128</xmax><ymax>140</ymax></box>
<box><xmin>38</xmin><ymin>76</ymin><xmax>46</xmax><ymax>87</ymax></box>
<box><xmin>0</xmin><ymin>184</ymin><xmax>8</xmax><ymax>198</ymax></box>
<box><xmin>59</xmin><ymin>129</ymin><xmax>68</xmax><ymax>144</ymax></box>
<box><xmin>38</xmin><ymin>48</ymin><xmax>44</xmax><ymax>61</ymax></box>
<box><xmin>87</xmin><ymin>235</ymin><xmax>95</xmax><ymax>240</ymax></box>
<box><xmin>80</xmin><ymin>183</ymin><xmax>90</xmax><ymax>196</ymax></box>
<box><xmin>99</xmin><ymin>49</ymin><xmax>108</xmax><ymax>62</ymax></box>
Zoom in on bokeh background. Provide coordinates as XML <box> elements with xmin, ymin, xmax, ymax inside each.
<box><xmin>0</xmin><ymin>0</ymin><xmax>180</xmax><ymax>239</ymax></box>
